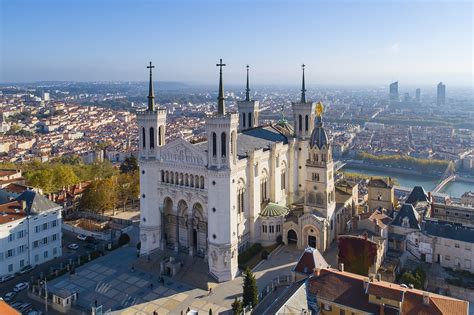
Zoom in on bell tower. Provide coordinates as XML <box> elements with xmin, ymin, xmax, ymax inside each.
<box><xmin>206</xmin><ymin>59</ymin><xmax>239</xmax><ymax>282</ymax></box>
<box><xmin>292</xmin><ymin>64</ymin><xmax>316</xmax><ymax>139</ymax></box>
<box><xmin>138</xmin><ymin>61</ymin><xmax>167</xmax><ymax>255</ymax></box>
<box><xmin>137</xmin><ymin>62</ymin><xmax>167</xmax><ymax>160</ymax></box>
<box><xmin>237</xmin><ymin>65</ymin><xmax>259</xmax><ymax>131</ymax></box>
<box><xmin>304</xmin><ymin>102</ymin><xmax>336</xmax><ymax>219</ymax></box>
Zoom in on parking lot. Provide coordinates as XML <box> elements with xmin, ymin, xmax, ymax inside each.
<box><xmin>0</xmin><ymin>229</ymin><xmax>107</xmax><ymax>314</ymax></box>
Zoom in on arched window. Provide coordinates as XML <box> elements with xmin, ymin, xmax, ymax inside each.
<box><xmin>175</xmin><ymin>172</ymin><xmax>179</xmax><ymax>184</ymax></box>
<box><xmin>185</xmin><ymin>174</ymin><xmax>189</xmax><ymax>186</ymax></box>
<box><xmin>242</xmin><ymin>112</ymin><xmax>246</xmax><ymax>128</ymax></box>
<box><xmin>212</xmin><ymin>132</ymin><xmax>217</xmax><ymax>157</ymax></box>
<box><xmin>161</xmin><ymin>170</ymin><xmax>165</xmax><ymax>182</ymax></box>
<box><xmin>237</xmin><ymin>179</ymin><xmax>245</xmax><ymax>214</ymax></box>
<box><xmin>249</xmin><ymin>112</ymin><xmax>252</xmax><ymax>127</ymax></box>
<box><xmin>149</xmin><ymin>127</ymin><xmax>155</xmax><ymax>149</ymax></box>
<box><xmin>280</xmin><ymin>162</ymin><xmax>286</xmax><ymax>190</ymax></box>
<box><xmin>170</xmin><ymin>171</ymin><xmax>174</xmax><ymax>184</ymax></box>
<box><xmin>305</xmin><ymin>115</ymin><xmax>309</xmax><ymax>131</ymax></box>
<box><xmin>221</xmin><ymin>132</ymin><xmax>226</xmax><ymax>157</ymax></box>
<box><xmin>260</xmin><ymin>170</ymin><xmax>268</xmax><ymax>203</ymax></box>
<box><xmin>158</xmin><ymin>126</ymin><xmax>162</xmax><ymax>146</ymax></box>
<box><xmin>195</xmin><ymin>175</ymin><xmax>200</xmax><ymax>188</ymax></box>
<box><xmin>298</xmin><ymin>115</ymin><xmax>302</xmax><ymax>132</ymax></box>
<box><xmin>179</xmin><ymin>173</ymin><xmax>183</xmax><ymax>185</ymax></box>
<box><xmin>190</xmin><ymin>175</ymin><xmax>194</xmax><ymax>187</ymax></box>
<box><xmin>200</xmin><ymin>176</ymin><xmax>204</xmax><ymax>189</ymax></box>
<box><xmin>142</xmin><ymin>127</ymin><xmax>146</xmax><ymax>148</ymax></box>
<box><xmin>165</xmin><ymin>171</ymin><xmax>169</xmax><ymax>183</ymax></box>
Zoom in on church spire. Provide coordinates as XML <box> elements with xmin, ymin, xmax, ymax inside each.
<box><xmin>216</xmin><ymin>58</ymin><xmax>227</xmax><ymax>115</ymax></box>
<box><xmin>301</xmin><ymin>64</ymin><xmax>306</xmax><ymax>103</ymax></box>
<box><xmin>147</xmin><ymin>61</ymin><xmax>155</xmax><ymax>111</ymax></box>
<box><xmin>245</xmin><ymin>64</ymin><xmax>250</xmax><ymax>101</ymax></box>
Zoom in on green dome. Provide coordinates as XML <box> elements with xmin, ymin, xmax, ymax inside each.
<box><xmin>260</xmin><ymin>203</ymin><xmax>289</xmax><ymax>217</ymax></box>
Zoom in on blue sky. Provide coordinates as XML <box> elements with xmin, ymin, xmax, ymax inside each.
<box><xmin>0</xmin><ymin>0</ymin><xmax>472</xmax><ymax>86</ymax></box>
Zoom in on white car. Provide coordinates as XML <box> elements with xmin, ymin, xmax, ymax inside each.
<box><xmin>76</xmin><ymin>234</ymin><xmax>87</xmax><ymax>241</ymax></box>
<box><xmin>0</xmin><ymin>274</ymin><xmax>14</xmax><ymax>283</ymax></box>
<box><xmin>19</xmin><ymin>265</ymin><xmax>35</xmax><ymax>275</ymax></box>
<box><xmin>68</xmin><ymin>243</ymin><xmax>79</xmax><ymax>250</ymax></box>
<box><xmin>13</xmin><ymin>282</ymin><xmax>28</xmax><ymax>292</ymax></box>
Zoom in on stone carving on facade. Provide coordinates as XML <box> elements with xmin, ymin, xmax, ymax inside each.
<box><xmin>152</xmin><ymin>233</ymin><xmax>156</xmax><ymax>244</ymax></box>
<box><xmin>223</xmin><ymin>250</ymin><xmax>229</xmax><ymax>266</ymax></box>
<box><xmin>161</xmin><ymin>142</ymin><xmax>205</xmax><ymax>166</ymax></box>
<box><xmin>211</xmin><ymin>250</ymin><xmax>217</xmax><ymax>264</ymax></box>
<box><xmin>141</xmin><ymin>233</ymin><xmax>147</xmax><ymax>242</ymax></box>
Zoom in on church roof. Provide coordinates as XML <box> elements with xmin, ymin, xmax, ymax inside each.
<box><xmin>236</xmin><ymin>125</ymin><xmax>289</xmax><ymax>158</ymax></box>
<box><xmin>391</xmin><ymin>203</ymin><xmax>420</xmax><ymax>230</ymax></box>
<box><xmin>405</xmin><ymin>186</ymin><xmax>429</xmax><ymax>205</ymax></box>
<box><xmin>260</xmin><ymin>202</ymin><xmax>289</xmax><ymax>217</ymax></box>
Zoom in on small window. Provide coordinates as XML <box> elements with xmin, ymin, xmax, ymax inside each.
<box><xmin>445</xmin><ymin>255</ymin><xmax>451</xmax><ymax>261</ymax></box>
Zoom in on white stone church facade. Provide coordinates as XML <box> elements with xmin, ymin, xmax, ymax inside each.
<box><xmin>138</xmin><ymin>61</ymin><xmax>354</xmax><ymax>282</ymax></box>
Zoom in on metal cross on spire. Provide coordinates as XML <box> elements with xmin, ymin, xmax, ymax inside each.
<box><xmin>245</xmin><ymin>65</ymin><xmax>250</xmax><ymax>101</ymax></box>
<box><xmin>216</xmin><ymin>58</ymin><xmax>226</xmax><ymax>115</ymax></box>
<box><xmin>147</xmin><ymin>61</ymin><xmax>155</xmax><ymax>111</ymax></box>
<box><xmin>301</xmin><ymin>63</ymin><xmax>306</xmax><ymax>104</ymax></box>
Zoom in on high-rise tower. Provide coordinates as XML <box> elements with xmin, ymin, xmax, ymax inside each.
<box><xmin>389</xmin><ymin>81</ymin><xmax>399</xmax><ymax>103</ymax></box>
<box><xmin>437</xmin><ymin>82</ymin><xmax>446</xmax><ymax>106</ymax></box>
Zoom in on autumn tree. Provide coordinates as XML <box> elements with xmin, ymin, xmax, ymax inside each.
<box><xmin>79</xmin><ymin>178</ymin><xmax>117</xmax><ymax>215</ymax></box>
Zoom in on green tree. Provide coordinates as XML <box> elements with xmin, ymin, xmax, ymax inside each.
<box><xmin>242</xmin><ymin>267</ymin><xmax>258</xmax><ymax>308</ymax></box>
<box><xmin>120</xmin><ymin>156</ymin><xmax>138</xmax><ymax>174</ymax></box>
<box><xmin>79</xmin><ymin>178</ymin><xmax>117</xmax><ymax>215</ymax></box>
<box><xmin>116</xmin><ymin>172</ymin><xmax>140</xmax><ymax>210</ymax></box>
<box><xmin>53</xmin><ymin>165</ymin><xmax>79</xmax><ymax>189</ymax></box>
<box><xmin>27</xmin><ymin>169</ymin><xmax>55</xmax><ymax>192</ymax></box>
<box><xmin>231</xmin><ymin>298</ymin><xmax>242</xmax><ymax>315</ymax></box>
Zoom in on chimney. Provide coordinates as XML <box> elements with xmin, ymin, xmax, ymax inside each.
<box><xmin>409</xmin><ymin>284</ymin><xmax>414</xmax><ymax>289</ymax></box>
<box><xmin>339</xmin><ymin>263</ymin><xmax>344</xmax><ymax>272</ymax></box>
<box><xmin>314</xmin><ymin>268</ymin><xmax>321</xmax><ymax>277</ymax></box>
<box><xmin>423</xmin><ymin>292</ymin><xmax>430</xmax><ymax>305</ymax></box>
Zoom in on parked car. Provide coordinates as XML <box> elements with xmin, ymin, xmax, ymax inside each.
<box><xmin>27</xmin><ymin>311</ymin><xmax>43</xmax><ymax>315</ymax></box>
<box><xmin>85</xmin><ymin>236</ymin><xmax>98</xmax><ymax>244</ymax></box>
<box><xmin>10</xmin><ymin>301</ymin><xmax>23</xmax><ymax>309</ymax></box>
<box><xmin>76</xmin><ymin>234</ymin><xmax>87</xmax><ymax>241</ymax></box>
<box><xmin>13</xmin><ymin>282</ymin><xmax>28</xmax><ymax>292</ymax></box>
<box><xmin>18</xmin><ymin>302</ymin><xmax>32</xmax><ymax>312</ymax></box>
<box><xmin>68</xmin><ymin>243</ymin><xmax>79</xmax><ymax>250</ymax></box>
<box><xmin>0</xmin><ymin>274</ymin><xmax>14</xmax><ymax>283</ymax></box>
<box><xmin>19</xmin><ymin>265</ymin><xmax>35</xmax><ymax>275</ymax></box>
<box><xmin>2</xmin><ymin>291</ymin><xmax>16</xmax><ymax>302</ymax></box>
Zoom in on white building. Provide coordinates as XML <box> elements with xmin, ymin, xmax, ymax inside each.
<box><xmin>0</xmin><ymin>190</ymin><xmax>62</xmax><ymax>275</ymax></box>
<box><xmin>138</xmin><ymin>62</ymin><xmax>353</xmax><ymax>282</ymax></box>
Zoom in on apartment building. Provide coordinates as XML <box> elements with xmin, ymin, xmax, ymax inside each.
<box><xmin>0</xmin><ymin>190</ymin><xmax>62</xmax><ymax>275</ymax></box>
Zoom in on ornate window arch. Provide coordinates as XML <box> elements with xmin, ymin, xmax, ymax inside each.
<box><xmin>149</xmin><ymin>127</ymin><xmax>155</xmax><ymax>149</ymax></box>
<box><xmin>237</xmin><ymin>178</ymin><xmax>246</xmax><ymax>214</ymax></box>
<box><xmin>212</xmin><ymin>132</ymin><xmax>217</xmax><ymax>157</ymax></box>
<box><xmin>142</xmin><ymin>127</ymin><xmax>146</xmax><ymax>148</ymax></box>
<box><xmin>221</xmin><ymin>132</ymin><xmax>227</xmax><ymax>157</ymax></box>
<box><xmin>260</xmin><ymin>169</ymin><xmax>269</xmax><ymax>203</ymax></box>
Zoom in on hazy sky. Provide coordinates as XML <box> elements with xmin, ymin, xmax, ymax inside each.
<box><xmin>0</xmin><ymin>0</ymin><xmax>472</xmax><ymax>86</ymax></box>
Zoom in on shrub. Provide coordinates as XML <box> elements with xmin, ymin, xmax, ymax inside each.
<box><xmin>238</xmin><ymin>243</ymin><xmax>262</xmax><ymax>265</ymax></box>
<box><xmin>231</xmin><ymin>298</ymin><xmax>242</xmax><ymax>315</ymax></box>
<box><xmin>118</xmin><ymin>233</ymin><xmax>130</xmax><ymax>246</ymax></box>
<box><xmin>261</xmin><ymin>250</ymin><xmax>269</xmax><ymax>260</ymax></box>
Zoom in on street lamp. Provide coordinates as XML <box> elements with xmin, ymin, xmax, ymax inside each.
<box><xmin>40</xmin><ymin>279</ymin><xmax>48</xmax><ymax>313</ymax></box>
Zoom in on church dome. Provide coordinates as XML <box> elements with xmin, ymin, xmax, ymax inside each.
<box><xmin>310</xmin><ymin>119</ymin><xmax>329</xmax><ymax>149</ymax></box>
<box><xmin>310</xmin><ymin>101</ymin><xmax>329</xmax><ymax>149</ymax></box>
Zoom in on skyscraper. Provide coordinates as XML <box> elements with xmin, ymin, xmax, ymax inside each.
<box><xmin>437</xmin><ymin>82</ymin><xmax>446</xmax><ymax>106</ymax></box>
<box><xmin>415</xmin><ymin>88</ymin><xmax>421</xmax><ymax>102</ymax></box>
<box><xmin>389</xmin><ymin>81</ymin><xmax>399</xmax><ymax>103</ymax></box>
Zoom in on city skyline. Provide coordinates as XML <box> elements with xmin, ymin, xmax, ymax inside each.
<box><xmin>1</xmin><ymin>0</ymin><xmax>472</xmax><ymax>86</ymax></box>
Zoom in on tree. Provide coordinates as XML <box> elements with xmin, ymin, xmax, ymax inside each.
<box><xmin>79</xmin><ymin>178</ymin><xmax>117</xmax><ymax>215</ymax></box>
<box><xmin>120</xmin><ymin>156</ymin><xmax>138</xmax><ymax>174</ymax></box>
<box><xmin>231</xmin><ymin>298</ymin><xmax>242</xmax><ymax>315</ymax></box>
<box><xmin>54</xmin><ymin>165</ymin><xmax>80</xmax><ymax>189</ymax></box>
<box><xmin>242</xmin><ymin>267</ymin><xmax>258</xmax><ymax>308</ymax></box>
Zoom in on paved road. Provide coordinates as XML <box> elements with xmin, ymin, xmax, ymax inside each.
<box><xmin>0</xmin><ymin>229</ymin><xmax>108</xmax><ymax>314</ymax></box>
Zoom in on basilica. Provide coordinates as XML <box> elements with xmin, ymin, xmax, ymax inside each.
<box><xmin>138</xmin><ymin>60</ymin><xmax>356</xmax><ymax>282</ymax></box>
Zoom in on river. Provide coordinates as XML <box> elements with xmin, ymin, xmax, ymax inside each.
<box><xmin>341</xmin><ymin>166</ymin><xmax>474</xmax><ymax>198</ymax></box>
